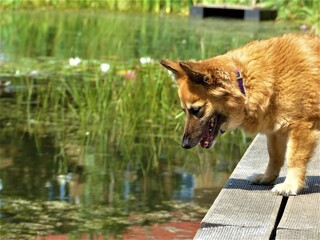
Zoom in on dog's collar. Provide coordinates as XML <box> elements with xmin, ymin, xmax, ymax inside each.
<box><xmin>220</xmin><ymin>70</ymin><xmax>245</xmax><ymax>135</ymax></box>
<box><xmin>235</xmin><ymin>70</ymin><xmax>245</xmax><ymax>95</ymax></box>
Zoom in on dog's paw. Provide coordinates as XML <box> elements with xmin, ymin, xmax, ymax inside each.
<box><xmin>271</xmin><ymin>182</ymin><xmax>299</xmax><ymax>196</ymax></box>
<box><xmin>248</xmin><ymin>174</ymin><xmax>275</xmax><ymax>185</ymax></box>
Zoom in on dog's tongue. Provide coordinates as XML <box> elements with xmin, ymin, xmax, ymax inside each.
<box><xmin>200</xmin><ymin>129</ymin><xmax>213</xmax><ymax>148</ymax></box>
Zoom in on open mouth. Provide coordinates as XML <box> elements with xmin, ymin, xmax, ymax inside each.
<box><xmin>200</xmin><ymin>112</ymin><xmax>226</xmax><ymax>148</ymax></box>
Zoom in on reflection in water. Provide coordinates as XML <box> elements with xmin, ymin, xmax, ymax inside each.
<box><xmin>0</xmin><ymin>132</ymin><xmax>237</xmax><ymax>238</ymax></box>
<box><xmin>45</xmin><ymin>180</ymin><xmax>54</xmax><ymax>201</ymax></box>
<box><xmin>0</xmin><ymin>130</ymin><xmax>235</xmax><ymax>203</ymax></box>
<box><xmin>0</xmin><ymin>131</ymin><xmax>228</xmax><ymax>201</ymax></box>
<box><xmin>173</xmin><ymin>172</ymin><xmax>195</xmax><ymax>201</ymax></box>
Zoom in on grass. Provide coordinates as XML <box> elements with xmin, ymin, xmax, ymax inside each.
<box><xmin>0</xmin><ymin>56</ymin><xmax>251</xmax><ymax>174</ymax></box>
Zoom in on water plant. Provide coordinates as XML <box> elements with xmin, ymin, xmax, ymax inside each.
<box><xmin>0</xmin><ymin>196</ymin><xmax>208</xmax><ymax>239</ymax></box>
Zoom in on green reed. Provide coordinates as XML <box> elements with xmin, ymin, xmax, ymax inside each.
<box><xmin>0</xmin><ymin>0</ymin><xmax>186</xmax><ymax>13</ymax></box>
<box><xmin>1</xmin><ymin>57</ymin><xmax>251</xmax><ymax>173</ymax></box>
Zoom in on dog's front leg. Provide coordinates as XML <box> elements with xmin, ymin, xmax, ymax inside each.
<box><xmin>272</xmin><ymin>125</ymin><xmax>318</xmax><ymax>196</ymax></box>
<box><xmin>250</xmin><ymin>133</ymin><xmax>287</xmax><ymax>185</ymax></box>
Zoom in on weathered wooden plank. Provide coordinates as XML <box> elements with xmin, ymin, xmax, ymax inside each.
<box><xmin>276</xmin><ymin>144</ymin><xmax>320</xmax><ymax>239</ymax></box>
<box><xmin>195</xmin><ymin>134</ymin><xmax>320</xmax><ymax>239</ymax></box>
<box><xmin>195</xmin><ymin>134</ymin><xmax>285</xmax><ymax>239</ymax></box>
<box><xmin>195</xmin><ymin>225</ymin><xmax>272</xmax><ymax>240</ymax></box>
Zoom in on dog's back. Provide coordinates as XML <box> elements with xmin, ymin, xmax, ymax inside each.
<box><xmin>226</xmin><ymin>34</ymin><xmax>320</xmax><ymax>134</ymax></box>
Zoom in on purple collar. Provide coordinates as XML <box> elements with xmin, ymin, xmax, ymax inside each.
<box><xmin>220</xmin><ymin>70</ymin><xmax>245</xmax><ymax>135</ymax></box>
<box><xmin>235</xmin><ymin>70</ymin><xmax>245</xmax><ymax>95</ymax></box>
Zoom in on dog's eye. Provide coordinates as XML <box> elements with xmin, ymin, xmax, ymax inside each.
<box><xmin>188</xmin><ymin>106</ymin><xmax>201</xmax><ymax>115</ymax></box>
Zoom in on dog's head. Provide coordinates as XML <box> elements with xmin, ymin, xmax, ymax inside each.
<box><xmin>160</xmin><ymin>59</ymin><xmax>246</xmax><ymax>149</ymax></box>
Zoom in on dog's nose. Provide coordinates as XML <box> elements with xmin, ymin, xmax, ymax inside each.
<box><xmin>181</xmin><ymin>138</ymin><xmax>192</xmax><ymax>149</ymax></box>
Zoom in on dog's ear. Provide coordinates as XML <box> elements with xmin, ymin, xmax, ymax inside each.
<box><xmin>180</xmin><ymin>61</ymin><xmax>217</xmax><ymax>86</ymax></box>
<box><xmin>160</xmin><ymin>59</ymin><xmax>182</xmax><ymax>78</ymax></box>
<box><xmin>179</xmin><ymin>62</ymin><xmax>206</xmax><ymax>84</ymax></box>
<box><xmin>161</xmin><ymin>60</ymin><xmax>224</xmax><ymax>87</ymax></box>
<box><xmin>180</xmin><ymin>62</ymin><xmax>227</xmax><ymax>88</ymax></box>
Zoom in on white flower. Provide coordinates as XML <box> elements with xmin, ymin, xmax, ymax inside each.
<box><xmin>30</xmin><ymin>70</ymin><xmax>39</xmax><ymax>76</ymax></box>
<box><xmin>15</xmin><ymin>70</ymin><xmax>20</xmax><ymax>75</ymax></box>
<box><xmin>69</xmin><ymin>57</ymin><xmax>81</xmax><ymax>66</ymax></box>
<box><xmin>300</xmin><ymin>24</ymin><xmax>308</xmax><ymax>31</ymax></box>
<box><xmin>100</xmin><ymin>63</ymin><xmax>110</xmax><ymax>73</ymax></box>
<box><xmin>140</xmin><ymin>57</ymin><xmax>153</xmax><ymax>65</ymax></box>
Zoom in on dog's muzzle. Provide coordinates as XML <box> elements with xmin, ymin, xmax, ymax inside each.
<box><xmin>181</xmin><ymin>135</ymin><xmax>193</xmax><ymax>149</ymax></box>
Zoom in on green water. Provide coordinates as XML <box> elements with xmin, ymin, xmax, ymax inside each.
<box><xmin>0</xmin><ymin>10</ymin><xmax>299</xmax><ymax>239</ymax></box>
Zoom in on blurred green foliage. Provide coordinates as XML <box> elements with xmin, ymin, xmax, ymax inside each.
<box><xmin>1</xmin><ymin>0</ymin><xmax>318</xmax><ymax>32</ymax></box>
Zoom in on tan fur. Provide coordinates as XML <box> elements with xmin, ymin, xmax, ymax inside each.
<box><xmin>160</xmin><ymin>33</ymin><xmax>320</xmax><ymax>196</ymax></box>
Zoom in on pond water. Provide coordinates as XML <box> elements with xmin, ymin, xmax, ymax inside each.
<box><xmin>0</xmin><ymin>10</ymin><xmax>299</xmax><ymax>239</ymax></box>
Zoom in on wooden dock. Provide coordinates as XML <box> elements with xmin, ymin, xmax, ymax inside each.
<box><xmin>190</xmin><ymin>5</ymin><xmax>277</xmax><ymax>21</ymax></box>
<box><xmin>195</xmin><ymin>134</ymin><xmax>320</xmax><ymax>239</ymax></box>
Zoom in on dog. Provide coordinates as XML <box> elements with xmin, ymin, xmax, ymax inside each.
<box><xmin>160</xmin><ymin>33</ymin><xmax>319</xmax><ymax>196</ymax></box>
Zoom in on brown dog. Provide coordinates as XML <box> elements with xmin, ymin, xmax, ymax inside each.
<box><xmin>160</xmin><ymin>33</ymin><xmax>319</xmax><ymax>196</ymax></box>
